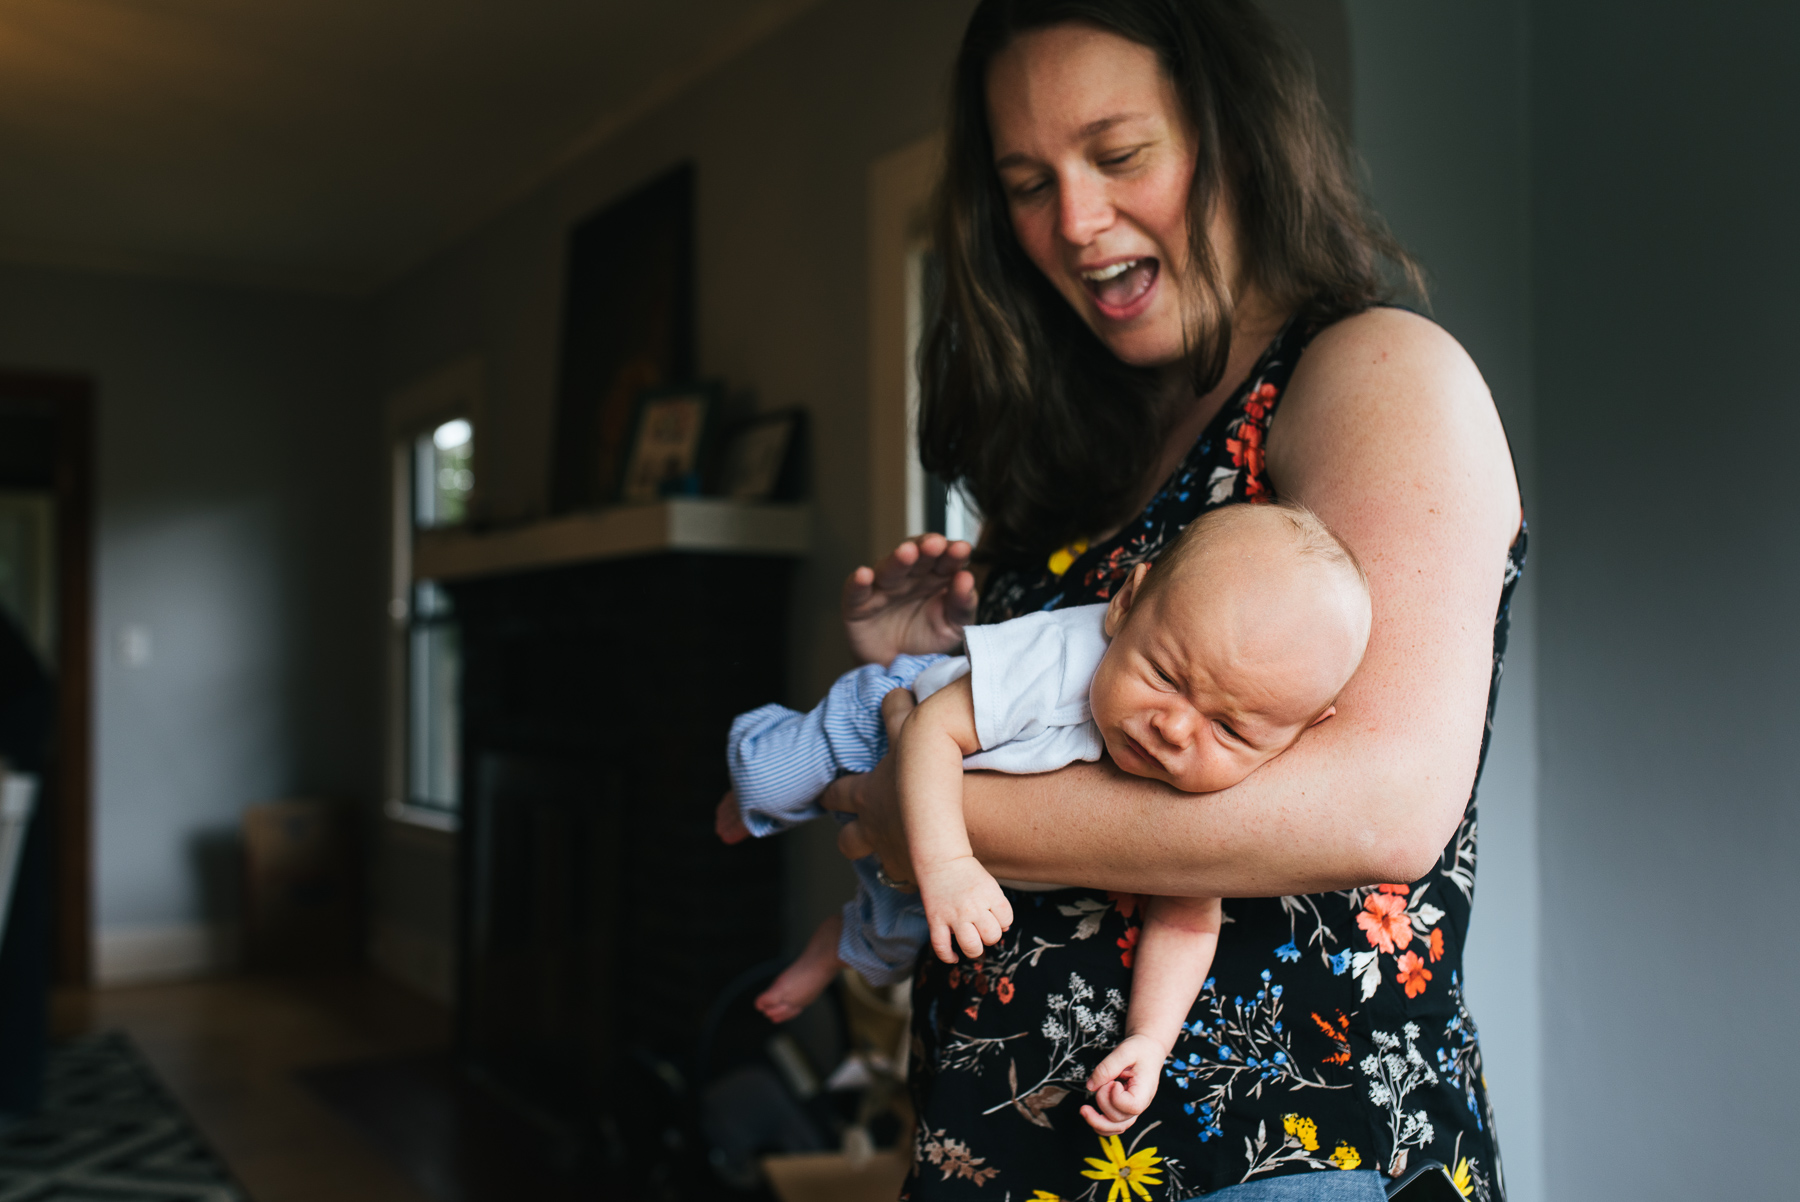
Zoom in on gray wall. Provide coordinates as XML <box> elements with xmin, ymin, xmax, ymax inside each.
<box><xmin>1346</xmin><ymin>5</ymin><xmax>1543</xmax><ymax>1198</ymax></box>
<box><xmin>374</xmin><ymin>0</ymin><xmax>980</xmax><ymax>944</ymax></box>
<box><xmin>1531</xmin><ymin>2</ymin><xmax>1800</xmax><ymax>1197</ymax></box>
<box><xmin>0</xmin><ymin>262</ymin><xmax>379</xmax><ymax>946</ymax></box>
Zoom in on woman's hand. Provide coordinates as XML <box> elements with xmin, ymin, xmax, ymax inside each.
<box><xmin>843</xmin><ymin>534</ymin><xmax>978</xmax><ymax>665</ymax></box>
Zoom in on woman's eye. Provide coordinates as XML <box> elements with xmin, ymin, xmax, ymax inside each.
<box><xmin>1098</xmin><ymin>148</ymin><xmax>1141</xmax><ymax>169</ymax></box>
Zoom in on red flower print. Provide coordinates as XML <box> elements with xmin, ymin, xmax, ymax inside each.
<box><xmin>1357</xmin><ymin>892</ymin><xmax>1413</xmax><ymax>955</ymax></box>
<box><xmin>1427</xmin><ymin>927</ymin><xmax>1445</xmax><ymax>963</ymax></box>
<box><xmin>996</xmin><ymin>976</ymin><xmax>1014</xmax><ymax>1004</ymax></box>
<box><xmin>1376</xmin><ymin>883</ymin><xmax>1410</xmax><ymax>895</ymax></box>
<box><xmin>1395</xmin><ymin>950</ymin><xmax>1432</xmax><ymax>998</ymax></box>
<box><xmin>1117</xmin><ymin>925</ymin><xmax>1139</xmax><ymax>968</ymax></box>
<box><xmin>1107</xmin><ymin>892</ymin><xmax>1142</xmax><ymax>920</ymax></box>
<box><xmin>964</xmin><ymin>1002</ymin><xmax>981</xmax><ymax>1020</ymax></box>
<box><xmin>947</xmin><ymin>966</ymin><xmax>962</xmax><ymax>989</ymax></box>
<box><xmin>1311</xmin><ymin>1010</ymin><xmax>1352</xmax><ymax>1066</ymax></box>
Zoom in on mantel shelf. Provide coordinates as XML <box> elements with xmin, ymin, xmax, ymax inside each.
<box><xmin>411</xmin><ymin>497</ymin><xmax>811</xmax><ymax>583</ymax></box>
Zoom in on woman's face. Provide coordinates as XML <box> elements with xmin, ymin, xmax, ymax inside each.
<box><xmin>987</xmin><ymin>23</ymin><xmax>1225</xmax><ymax>369</ymax></box>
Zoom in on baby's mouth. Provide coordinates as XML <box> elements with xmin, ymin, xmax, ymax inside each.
<box><xmin>1080</xmin><ymin>258</ymin><xmax>1159</xmax><ymax>313</ymax></box>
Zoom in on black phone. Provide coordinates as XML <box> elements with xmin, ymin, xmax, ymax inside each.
<box><xmin>1385</xmin><ymin>1160</ymin><xmax>1464</xmax><ymax>1202</ymax></box>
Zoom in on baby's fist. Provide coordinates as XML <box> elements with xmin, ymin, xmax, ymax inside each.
<box><xmin>715</xmin><ymin>790</ymin><xmax>751</xmax><ymax>845</ymax></box>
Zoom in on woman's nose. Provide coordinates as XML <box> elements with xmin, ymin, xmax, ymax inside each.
<box><xmin>1057</xmin><ymin>170</ymin><xmax>1113</xmax><ymax>245</ymax></box>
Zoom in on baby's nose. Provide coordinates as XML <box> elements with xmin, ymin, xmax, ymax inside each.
<box><xmin>1153</xmin><ymin>707</ymin><xmax>1195</xmax><ymax>747</ymax></box>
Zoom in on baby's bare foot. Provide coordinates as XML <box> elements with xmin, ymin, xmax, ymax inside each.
<box><xmin>755</xmin><ymin>950</ymin><xmax>839</xmax><ymax>1022</ymax></box>
<box><xmin>756</xmin><ymin>914</ymin><xmax>844</xmax><ymax>1023</ymax></box>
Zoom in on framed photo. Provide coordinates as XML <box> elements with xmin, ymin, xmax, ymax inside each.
<box><xmin>618</xmin><ymin>383</ymin><xmax>716</xmax><ymax>504</ymax></box>
<box><xmin>719</xmin><ymin>409</ymin><xmax>807</xmax><ymax>501</ymax></box>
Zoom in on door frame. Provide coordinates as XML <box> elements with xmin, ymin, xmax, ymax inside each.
<box><xmin>0</xmin><ymin>370</ymin><xmax>94</xmax><ymax>986</ymax></box>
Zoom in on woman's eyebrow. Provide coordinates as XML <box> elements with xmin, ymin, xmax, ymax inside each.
<box><xmin>1078</xmin><ymin>112</ymin><xmax>1149</xmax><ymax>138</ymax></box>
<box><xmin>993</xmin><ymin>113</ymin><xmax>1153</xmax><ymax>169</ymax></box>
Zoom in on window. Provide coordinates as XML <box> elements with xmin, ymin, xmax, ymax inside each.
<box><xmin>399</xmin><ymin>417</ymin><xmax>473</xmax><ymax>818</ymax></box>
<box><xmin>414</xmin><ymin>418</ymin><xmax>473</xmax><ymax>528</ymax></box>
<box><xmin>407</xmin><ymin>579</ymin><xmax>460</xmax><ymax>813</ymax></box>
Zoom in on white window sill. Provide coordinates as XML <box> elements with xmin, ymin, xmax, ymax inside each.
<box><xmin>384</xmin><ymin>798</ymin><xmax>460</xmax><ymax>833</ymax></box>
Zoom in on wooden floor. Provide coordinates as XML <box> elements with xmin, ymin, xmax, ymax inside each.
<box><xmin>55</xmin><ymin>971</ymin><xmax>452</xmax><ymax>1202</ymax></box>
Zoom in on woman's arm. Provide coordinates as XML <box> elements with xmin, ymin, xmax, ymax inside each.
<box><xmin>830</xmin><ymin>309</ymin><xmax>1522</xmax><ymax>897</ymax></box>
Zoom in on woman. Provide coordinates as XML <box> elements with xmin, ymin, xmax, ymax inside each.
<box><xmin>827</xmin><ymin>1</ymin><xmax>1523</xmax><ymax>1198</ymax></box>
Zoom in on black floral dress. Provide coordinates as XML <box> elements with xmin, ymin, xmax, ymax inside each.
<box><xmin>905</xmin><ymin>313</ymin><xmax>1525</xmax><ymax>1201</ymax></box>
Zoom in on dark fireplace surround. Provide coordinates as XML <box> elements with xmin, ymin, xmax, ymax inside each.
<box><xmin>447</xmin><ymin>551</ymin><xmax>791</xmax><ymax>1164</ymax></box>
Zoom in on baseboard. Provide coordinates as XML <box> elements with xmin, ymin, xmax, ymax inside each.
<box><xmin>370</xmin><ymin>918</ymin><xmax>455</xmax><ymax>1006</ymax></box>
<box><xmin>95</xmin><ymin>921</ymin><xmax>241</xmax><ymax>986</ymax></box>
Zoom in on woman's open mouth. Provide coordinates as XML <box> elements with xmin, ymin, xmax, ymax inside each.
<box><xmin>1080</xmin><ymin>257</ymin><xmax>1159</xmax><ymax>320</ymax></box>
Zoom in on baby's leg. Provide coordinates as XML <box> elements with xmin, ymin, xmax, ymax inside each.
<box><xmin>1082</xmin><ymin>895</ymin><xmax>1222</xmax><ymax>1134</ymax></box>
<box><xmin>756</xmin><ymin>913</ymin><xmax>845</xmax><ymax>1023</ymax></box>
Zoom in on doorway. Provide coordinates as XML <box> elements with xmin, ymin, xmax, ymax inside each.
<box><xmin>0</xmin><ymin>371</ymin><xmax>94</xmax><ymax>986</ymax></box>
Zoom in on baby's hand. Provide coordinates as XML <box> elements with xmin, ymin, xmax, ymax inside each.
<box><xmin>715</xmin><ymin>790</ymin><xmax>751</xmax><ymax>845</ymax></box>
<box><xmin>916</xmin><ymin>855</ymin><xmax>1013</xmax><ymax>962</ymax></box>
<box><xmin>1079</xmin><ymin>1034</ymin><xmax>1167</xmax><ymax>1135</ymax></box>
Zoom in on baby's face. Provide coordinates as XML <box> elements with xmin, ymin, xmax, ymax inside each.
<box><xmin>1088</xmin><ymin>560</ymin><xmax>1364</xmax><ymax>794</ymax></box>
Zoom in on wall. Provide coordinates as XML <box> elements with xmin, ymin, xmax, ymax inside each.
<box><xmin>0</xmin><ymin>261</ymin><xmax>380</xmax><ymax>982</ymax></box>
<box><xmin>1346</xmin><ymin>5</ymin><xmax>1543</xmax><ymax>1198</ymax></box>
<box><xmin>374</xmin><ymin>0</ymin><xmax>981</xmax><ymax>950</ymax></box>
<box><xmin>1530</xmin><ymin>2</ymin><xmax>1800</xmax><ymax>1197</ymax></box>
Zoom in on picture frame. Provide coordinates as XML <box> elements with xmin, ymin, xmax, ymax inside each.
<box><xmin>718</xmin><ymin>408</ymin><xmax>807</xmax><ymax>502</ymax></box>
<box><xmin>618</xmin><ymin>382</ymin><xmax>717</xmax><ymax>504</ymax></box>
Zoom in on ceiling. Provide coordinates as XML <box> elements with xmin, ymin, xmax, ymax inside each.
<box><xmin>0</xmin><ymin>0</ymin><xmax>822</xmax><ymax>293</ymax></box>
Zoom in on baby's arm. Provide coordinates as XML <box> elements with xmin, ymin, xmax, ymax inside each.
<box><xmin>1081</xmin><ymin>894</ymin><xmax>1222</xmax><ymax>1135</ymax></box>
<box><xmin>891</xmin><ymin>675</ymin><xmax>1015</xmax><ymax>962</ymax></box>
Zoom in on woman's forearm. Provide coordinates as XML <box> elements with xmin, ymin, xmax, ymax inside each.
<box><xmin>962</xmin><ymin>701</ymin><xmax>1482</xmax><ymax>896</ymax></box>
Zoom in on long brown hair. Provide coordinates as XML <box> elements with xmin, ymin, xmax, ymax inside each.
<box><xmin>919</xmin><ymin>0</ymin><xmax>1421</xmax><ymax>566</ymax></box>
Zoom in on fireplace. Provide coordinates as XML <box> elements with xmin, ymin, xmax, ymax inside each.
<box><xmin>439</xmin><ymin>524</ymin><xmax>800</xmax><ymax>1174</ymax></box>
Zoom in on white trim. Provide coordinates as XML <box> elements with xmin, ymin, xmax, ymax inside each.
<box><xmin>95</xmin><ymin>921</ymin><xmax>240</xmax><ymax>986</ymax></box>
<box><xmin>384</xmin><ymin>798</ymin><xmax>459</xmax><ymax>834</ymax></box>
<box><xmin>867</xmin><ymin>134</ymin><xmax>943</xmax><ymax>561</ymax></box>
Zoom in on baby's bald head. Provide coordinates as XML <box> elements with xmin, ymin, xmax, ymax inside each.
<box><xmin>1091</xmin><ymin>502</ymin><xmax>1373</xmax><ymax>794</ymax></box>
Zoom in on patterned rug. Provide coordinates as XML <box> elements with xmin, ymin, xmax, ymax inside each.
<box><xmin>0</xmin><ymin>1031</ymin><xmax>248</xmax><ymax>1201</ymax></box>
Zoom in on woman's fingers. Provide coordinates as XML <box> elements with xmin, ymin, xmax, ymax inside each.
<box><xmin>836</xmin><ymin>820</ymin><xmax>875</xmax><ymax>861</ymax></box>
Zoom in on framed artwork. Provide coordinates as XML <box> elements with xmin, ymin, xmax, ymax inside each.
<box><xmin>718</xmin><ymin>409</ymin><xmax>807</xmax><ymax>501</ymax></box>
<box><xmin>618</xmin><ymin>384</ymin><xmax>716</xmax><ymax>504</ymax></box>
<box><xmin>550</xmin><ymin>162</ymin><xmax>695</xmax><ymax>511</ymax></box>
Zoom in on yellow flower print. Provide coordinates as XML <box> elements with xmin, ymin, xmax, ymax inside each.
<box><xmin>1081</xmin><ymin>1134</ymin><xmax>1165</xmax><ymax>1202</ymax></box>
<box><xmin>1281</xmin><ymin>1113</ymin><xmax>1320</xmax><ymax>1152</ymax></box>
<box><xmin>1329</xmin><ymin>1142</ymin><xmax>1362</xmax><ymax>1171</ymax></box>
<box><xmin>1029</xmin><ymin>1193</ymin><xmax>1065</xmax><ymax>1202</ymax></box>
<box><xmin>1047</xmin><ymin>538</ymin><xmax>1089</xmax><ymax>577</ymax></box>
<box><xmin>1452</xmin><ymin>1158</ymin><xmax>1475</xmax><ymax>1198</ymax></box>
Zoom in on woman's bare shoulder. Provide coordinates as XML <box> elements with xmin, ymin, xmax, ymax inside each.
<box><xmin>1271</xmin><ymin>308</ymin><xmax>1511</xmax><ymax>488</ymax></box>
<box><xmin>1268</xmin><ymin>305</ymin><xmax>1519</xmax><ymax>548</ymax></box>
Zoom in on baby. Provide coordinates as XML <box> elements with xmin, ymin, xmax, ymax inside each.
<box><xmin>718</xmin><ymin>501</ymin><xmax>1370</xmax><ymax>1133</ymax></box>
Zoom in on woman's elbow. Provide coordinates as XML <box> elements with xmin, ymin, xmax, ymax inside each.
<box><xmin>1358</xmin><ymin>780</ymin><xmax>1471</xmax><ymax>885</ymax></box>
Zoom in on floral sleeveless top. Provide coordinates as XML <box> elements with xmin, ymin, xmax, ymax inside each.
<box><xmin>905</xmin><ymin>313</ymin><xmax>1525</xmax><ymax>1201</ymax></box>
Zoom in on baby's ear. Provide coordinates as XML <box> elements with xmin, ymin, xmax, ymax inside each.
<box><xmin>1104</xmin><ymin>562</ymin><xmax>1153</xmax><ymax>637</ymax></box>
<box><xmin>1307</xmin><ymin>705</ymin><xmax>1337</xmax><ymax>729</ymax></box>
